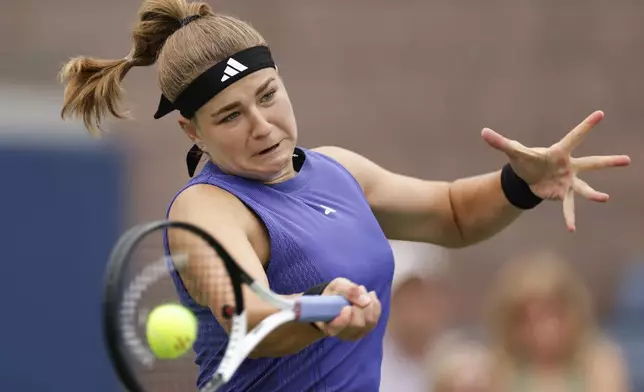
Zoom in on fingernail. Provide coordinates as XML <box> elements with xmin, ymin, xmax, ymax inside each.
<box><xmin>359</xmin><ymin>294</ymin><xmax>371</xmax><ymax>304</ymax></box>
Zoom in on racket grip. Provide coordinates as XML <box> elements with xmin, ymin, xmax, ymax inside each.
<box><xmin>296</xmin><ymin>295</ymin><xmax>350</xmax><ymax>322</ymax></box>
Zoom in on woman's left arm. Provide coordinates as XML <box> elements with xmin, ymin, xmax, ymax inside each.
<box><xmin>315</xmin><ymin>111</ymin><xmax>630</xmax><ymax>248</ymax></box>
<box><xmin>315</xmin><ymin>147</ymin><xmax>522</xmax><ymax>248</ymax></box>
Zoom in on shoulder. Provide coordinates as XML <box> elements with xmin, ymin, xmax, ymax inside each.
<box><xmin>312</xmin><ymin>146</ymin><xmax>389</xmax><ymax>195</ymax></box>
<box><xmin>169</xmin><ymin>183</ymin><xmax>271</xmax><ymax>263</ymax></box>
<box><xmin>312</xmin><ymin>146</ymin><xmax>375</xmax><ymax>169</ymax></box>
<box><xmin>169</xmin><ymin>183</ymin><xmax>255</xmax><ymax>230</ymax></box>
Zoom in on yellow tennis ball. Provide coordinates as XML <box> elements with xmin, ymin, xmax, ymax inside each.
<box><xmin>146</xmin><ymin>303</ymin><xmax>197</xmax><ymax>359</ymax></box>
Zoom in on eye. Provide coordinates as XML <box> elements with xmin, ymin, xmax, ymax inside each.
<box><xmin>221</xmin><ymin>111</ymin><xmax>240</xmax><ymax>123</ymax></box>
<box><xmin>260</xmin><ymin>90</ymin><xmax>276</xmax><ymax>103</ymax></box>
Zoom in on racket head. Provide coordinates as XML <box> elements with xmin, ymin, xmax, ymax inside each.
<box><xmin>102</xmin><ymin>220</ymin><xmax>251</xmax><ymax>392</ymax></box>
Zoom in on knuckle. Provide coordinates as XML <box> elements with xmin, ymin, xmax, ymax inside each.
<box><xmin>331</xmin><ymin>277</ymin><xmax>350</xmax><ymax>287</ymax></box>
<box><xmin>352</xmin><ymin>319</ymin><xmax>365</xmax><ymax>329</ymax></box>
<box><xmin>351</xmin><ymin>315</ymin><xmax>366</xmax><ymax>329</ymax></box>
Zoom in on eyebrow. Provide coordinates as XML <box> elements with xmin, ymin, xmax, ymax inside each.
<box><xmin>209</xmin><ymin>76</ymin><xmax>276</xmax><ymax>118</ymax></box>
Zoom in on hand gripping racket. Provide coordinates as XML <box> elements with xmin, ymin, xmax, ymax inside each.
<box><xmin>102</xmin><ymin>220</ymin><xmax>349</xmax><ymax>391</ymax></box>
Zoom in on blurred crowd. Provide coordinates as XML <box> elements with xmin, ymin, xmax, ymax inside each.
<box><xmin>1</xmin><ymin>1</ymin><xmax>641</xmax><ymax>391</ymax></box>
<box><xmin>380</xmin><ymin>241</ymin><xmax>642</xmax><ymax>392</ymax></box>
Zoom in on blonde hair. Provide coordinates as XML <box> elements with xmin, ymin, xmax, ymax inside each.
<box><xmin>59</xmin><ymin>0</ymin><xmax>266</xmax><ymax>135</ymax></box>
<box><xmin>486</xmin><ymin>251</ymin><xmax>595</xmax><ymax>369</ymax></box>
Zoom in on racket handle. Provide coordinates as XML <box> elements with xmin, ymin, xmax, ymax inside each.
<box><xmin>296</xmin><ymin>295</ymin><xmax>350</xmax><ymax>322</ymax></box>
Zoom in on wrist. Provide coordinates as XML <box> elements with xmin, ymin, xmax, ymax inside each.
<box><xmin>500</xmin><ymin>164</ymin><xmax>543</xmax><ymax>210</ymax></box>
<box><xmin>302</xmin><ymin>281</ymin><xmax>332</xmax><ymax>332</ymax></box>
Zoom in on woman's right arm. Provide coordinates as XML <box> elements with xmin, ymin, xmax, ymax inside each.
<box><xmin>168</xmin><ymin>184</ymin><xmax>378</xmax><ymax>358</ymax></box>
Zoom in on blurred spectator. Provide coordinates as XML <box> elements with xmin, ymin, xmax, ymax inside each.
<box><xmin>428</xmin><ymin>337</ymin><xmax>492</xmax><ymax>392</ymax></box>
<box><xmin>380</xmin><ymin>240</ymin><xmax>452</xmax><ymax>392</ymax></box>
<box><xmin>485</xmin><ymin>251</ymin><xmax>630</xmax><ymax>392</ymax></box>
<box><xmin>605</xmin><ymin>260</ymin><xmax>644</xmax><ymax>391</ymax></box>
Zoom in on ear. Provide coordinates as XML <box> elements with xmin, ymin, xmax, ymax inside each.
<box><xmin>178</xmin><ymin>117</ymin><xmax>200</xmax><ymax>143</ymax></box>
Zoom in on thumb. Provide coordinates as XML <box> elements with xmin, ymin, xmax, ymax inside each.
<box><xmin>323</xmin><ymin>306</ymin><xmax>352</xmax><ymax>336</ymax></box>
<box><xmin>346</xmin><ymin>284</ymin><xmax>371</xmax><ymax>308</ymax></box>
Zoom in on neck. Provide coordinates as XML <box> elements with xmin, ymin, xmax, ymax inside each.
<box><xmin>263</xmin><ymin>160</ymin><xmax>296</xmax><ymax>184</ymax></box>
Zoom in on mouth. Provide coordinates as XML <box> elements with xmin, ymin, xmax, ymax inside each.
<box><xmin>257</xmin><ymin>141</ymin><xmax>281</xmax><ymax>156</ymax></box>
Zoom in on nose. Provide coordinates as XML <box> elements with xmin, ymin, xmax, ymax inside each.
<box><xmin>248</xmin><ymin>107</ymin><xmax>272</xmax><ymax>139</ymax></box>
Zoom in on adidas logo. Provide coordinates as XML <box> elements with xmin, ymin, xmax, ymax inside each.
<box><xmin>320</xmin><ymin>205</ymin><xmax>336</xmax><ymax>215</ymax></box>
<box><xmin>221</xmin><ymin>58</ymin><xmax>248</xmax><ymax>82</ymax></box>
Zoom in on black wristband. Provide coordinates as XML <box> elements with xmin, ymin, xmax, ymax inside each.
<box><xmin>302</xmin><ymin>281</ymin><xmax>331</xmax><ymax>296</ymax></box>
<box><xmin>500</xmin><ymin>163</ymin><xmax>543</xmax><ymax>210</ymax></box>
<box><xmin>302</xmin><ymin>281</ymin><xmax>332</xmax><ymax>331</ymax></box>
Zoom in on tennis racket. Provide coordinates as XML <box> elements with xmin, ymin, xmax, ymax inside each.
<box><xmin>102</xmin><ymin>220</ymin><xmax>349</xmax><ymax>391</ymax></box>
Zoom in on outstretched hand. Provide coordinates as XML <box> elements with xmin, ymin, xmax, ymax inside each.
<box><xmin>481</xmin><ymin>110</ymin><xmax>631</xmax><ymax>232</ymax></box>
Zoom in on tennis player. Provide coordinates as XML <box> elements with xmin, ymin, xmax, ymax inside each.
<box><xmin>59</xmin><ymin>0</ymin><xmax>630</xmax><ymax>390</ymax></box>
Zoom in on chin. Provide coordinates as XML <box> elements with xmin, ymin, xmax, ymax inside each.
<box><xmin>245</xmin><ymin>163</ymin><xmax>290</xmax><ymax>184</ymax></box>
<box><xmin>266</xmin><ymin>149</ymin><xmax>294</xmax><ymax>172</ymax></box>
<box><xmin>241</xmin><ymin>142</ymin><xmax>293</xmax><ymax>181</ymax></box>
<box><xmin>263</xmin><ymin>164</ymin><xmax>293</xmax><ymax>183</ymax></box>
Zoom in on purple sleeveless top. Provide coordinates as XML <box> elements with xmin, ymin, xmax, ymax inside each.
<box><xmin>166</xmin><ymin>147</ymin><xmax>394</xmax><ymax>391</ymax></box>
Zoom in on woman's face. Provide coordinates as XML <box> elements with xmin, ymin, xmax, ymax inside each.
<box><xmin>181</xmin><ymin>68</ymin><xmax>298</xmax><ymax>183</ymax></box>
<box><xmin>511</xmin><ymin>296</ymin><xmax>576</xmax><ymax>363</ymax></box>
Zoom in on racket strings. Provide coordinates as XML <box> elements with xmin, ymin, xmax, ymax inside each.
<box><xmin>117</xmin><ymin>226</ymin><xmax>239</xmax><ymax>390</ymax></box>
<box><xmin>167</xmin><ymin>227</ymin><xmax>237</xmax><ymax>331</ymax></box>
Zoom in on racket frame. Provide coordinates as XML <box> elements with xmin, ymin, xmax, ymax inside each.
<box><xmin>102</xmin><ymin>220</ymin><xmax>348</xmax><ymax>392</ymax></box>
<box><xmin>103</xmin><ymin>221</ymin><xmax>248</xmax><ymax>392</ymax></box>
